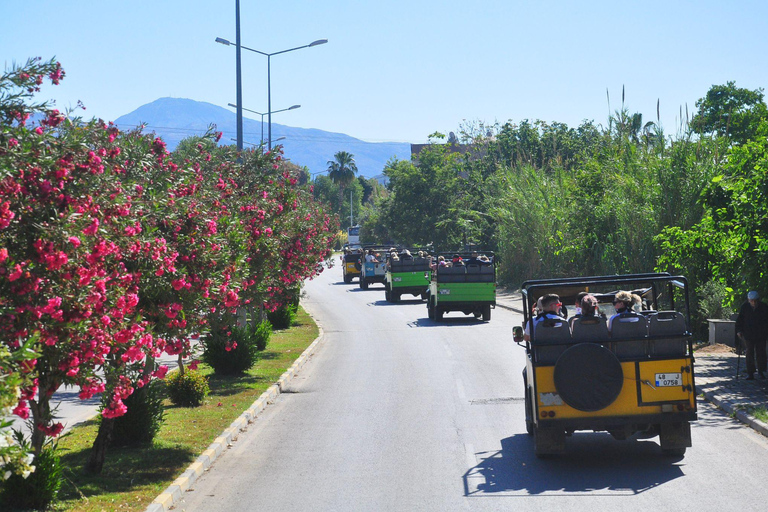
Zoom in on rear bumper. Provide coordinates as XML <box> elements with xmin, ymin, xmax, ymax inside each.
<box><xmin>535</xmin><ymin>411</ymin><xmax>697</xmax><ymax>431</ymax></box>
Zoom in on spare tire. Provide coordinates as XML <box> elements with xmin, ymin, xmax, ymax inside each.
<box><xmin>553</xmin><ymin>343</ymin><xmax>623</xmax><ymax>412</ymax></box>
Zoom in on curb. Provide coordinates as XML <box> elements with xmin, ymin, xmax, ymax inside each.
<box><xmin>700</xmin><ymin>388</ymin><xmax>768</xmax><ymax>438</ymax></box>
<box><xmin>145</xmin><ymin>313</ymin><xmax>325</xmax><ymax>512</ymax></box>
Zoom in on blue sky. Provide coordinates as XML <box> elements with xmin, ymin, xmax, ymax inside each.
<box><xmin>1</xmin><ymin>0</ymin><xmax>767</xmax><ymax>143</ymax></box>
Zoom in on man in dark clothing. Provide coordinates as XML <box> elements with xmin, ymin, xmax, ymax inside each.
<box><xmin>736</xmin><ymin>290</ymin><xmax>768</xmax><ymax>380</ymax></box>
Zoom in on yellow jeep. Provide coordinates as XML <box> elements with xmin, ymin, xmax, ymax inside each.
<box><xmin>515</xmin><ymin>273</ymin><xmax>697</xmax><ymax>457</ymax></box>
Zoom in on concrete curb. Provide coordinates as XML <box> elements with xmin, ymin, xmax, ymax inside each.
<box><xmin>700</xmin><ymin>388</ymin><xmax>768</xmax><ymax>438</ymax></box>
<box><xmin>145</xmin><ymin>313</ymin><xmax>325</xmax><ymax>512</ymax></box>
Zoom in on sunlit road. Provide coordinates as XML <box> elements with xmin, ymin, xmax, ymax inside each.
<box><xmin>180</xmin><ymin>263</ymin><xmax>768</xmax><ymax>511</ymax></box>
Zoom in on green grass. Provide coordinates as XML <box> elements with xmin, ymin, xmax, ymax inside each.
<box><xmin>49</xmin><ymin>306</ymin><xmax>318</xmax><ymax>512</ymax></box>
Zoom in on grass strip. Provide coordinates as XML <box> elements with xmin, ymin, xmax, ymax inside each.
<box><xmin>52</xmin><ymin>306</ymin><xmax>318</xmax><ymax>512</ymax></box>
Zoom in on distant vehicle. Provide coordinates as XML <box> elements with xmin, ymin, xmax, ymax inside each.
<box><xmin>341</xmin><ymin>249</ymin><xmax>363</xmax><ymax>284</ymax></box>
<box><xmin>347</xmin><ymin>225</ymin><xmax>360</xmax><ymax>246</ymax></box>
<box><xmin>516</xmin><ymin>273</ymin><xmax>697</xmax><ymax>458</ymax></box>
<box><xmin>385</xmin><ymin>250</ymin><xmax>431</xmax><ymax>302</ymax></box>
<box><xmin>359</xmin><ymin>245</ymin><xmax>391</xmax><ymax>290</ymax></box>
<box><xmin>427</xmin><ymin>251</ymin><xmax>495</xmax><ymax>321</ymax></box>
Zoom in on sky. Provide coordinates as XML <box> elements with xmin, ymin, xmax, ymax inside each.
<box><xmin>2</xmin><ymin>0</ymin><xmax>767</xmax><ymax>144</ymax></box>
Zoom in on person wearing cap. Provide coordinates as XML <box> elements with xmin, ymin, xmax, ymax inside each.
<box><xmin>736</xmin><ymin>290</ymin><xmax>768</xmax><ymax>379</ymax></box>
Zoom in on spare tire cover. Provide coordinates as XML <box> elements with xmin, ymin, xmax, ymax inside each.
<box><xmin>553</xmin><ymin>343</ymin><xmax>623</xmax><ymax>412</ymax></box>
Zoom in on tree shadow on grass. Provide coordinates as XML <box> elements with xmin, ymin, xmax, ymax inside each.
<box><xmin>57</xmin><ymin>441</ymin><xmax>196</xmax><ymax>502</ymax></box>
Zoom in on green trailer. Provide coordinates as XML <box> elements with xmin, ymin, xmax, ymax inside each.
<box><xmin>427</xmin><ymin>252</ymin><xmax>496</xmax><ymax>321</ymax></box>
<box><xmin>384</xmin><ymin>256</ymin><xmax>431</xmax><ymax>302</ymax></box>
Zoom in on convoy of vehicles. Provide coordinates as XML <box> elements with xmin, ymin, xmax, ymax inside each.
<box><xmin>427</xmin><ymin>252</ymin><xmax>496</xmax><ymax>321</ymax></box>
<box><xmin>340</xmin><ymin>243</ymin><xmax>697</xmax><ymax>458</ymax></box>
<box><xmin>515</xmin><ymin>273</ymin><xmax>697</xmax><ymax>458</ymax></box>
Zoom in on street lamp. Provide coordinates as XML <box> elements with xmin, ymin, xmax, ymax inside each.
<box><xmin>215</xmin><ymin>37</ymin><xmax>327</xmax><ymax>150</ymax></box>
<box><xmin>228</xmin><ymin>103</ymin><xmax>299</xmax><ymax>145</ymax></box>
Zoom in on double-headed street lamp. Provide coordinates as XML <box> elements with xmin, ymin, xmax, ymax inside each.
<box><xmin>228</xmin><ymin>103</ymin><xmax>299</xmax><ymax>147</ymax></box>
<box><xmin>215</xmin><ymin>36</ymin><xmax>327</xmax><ymax>151</ymax></box>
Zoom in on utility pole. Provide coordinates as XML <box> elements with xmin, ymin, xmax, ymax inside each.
<box><xmin>350</xmin><ymin>188</ymin><xmax>353</xmax><ymax>226</ymax></box>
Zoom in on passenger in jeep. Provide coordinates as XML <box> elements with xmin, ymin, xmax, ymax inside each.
<box><xmin>608</xmin><ymin>290</ymin><xmax>639</xmax><ymax>331</ymax></box>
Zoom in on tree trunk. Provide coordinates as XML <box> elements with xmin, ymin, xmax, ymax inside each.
<box><xmin>28</xmin><ymin>376</ymin><xmax>57</xmax><ymax>455</ymax></box>
<box><xmin>86</xmin><ymin>416</ymin><xmax>114</xmax><ymax>474</ymax></box>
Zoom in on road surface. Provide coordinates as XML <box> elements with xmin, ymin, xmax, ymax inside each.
<box><xmin>178</xmin><ymin>265</ymin><xmax>768</xmax><ymax>511</ymax></box>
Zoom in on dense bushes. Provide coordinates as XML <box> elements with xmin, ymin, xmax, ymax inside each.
<box><xmin>203</xmin><ymin>312</ymin><xmax>272</xmax><ymax>375</ymax></box>
<box><xmin>110</xmin><ymin>380</ymin><xmax>166</xmax><ymax>446</ymax></box>
<box><xmin>0</xmin><ymin>443</ymin><xmax>62</xmax><ymax>509</ymax></box>
<box><xmin>165</xmin><ymin>370</ymin><xmax>210</xmax><ymax>407</ymax></box>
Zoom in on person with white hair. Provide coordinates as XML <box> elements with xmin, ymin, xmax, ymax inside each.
<box><xmin>736</xmin><ymin>290</ymin><xmax>768</xmax><ymax>379</ymax></box>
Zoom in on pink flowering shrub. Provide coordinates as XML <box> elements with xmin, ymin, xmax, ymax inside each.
<box><xmin>0</xmin><ymin>58</ymin><xmax>338</xmax><ymax>475</ymax></box>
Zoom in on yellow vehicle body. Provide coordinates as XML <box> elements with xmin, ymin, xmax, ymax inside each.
<box><xmin>530</xmin><ymin>358</ymin><xmax>695</xmax><ymax>421</ymax></box>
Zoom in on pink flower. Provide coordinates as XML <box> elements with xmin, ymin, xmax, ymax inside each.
<box><xmin>102</xmin><ymin>398</ymin><xmax>128</xmax><ymax>419</ymax></box>
<box><xmin>8</xmin><ymin>264</ymin><xmax>22</xmax><ymax>281</ymax></box>
<box><xmin>0</xmin><ymin>248</ymin><xmax>7</xmax><ymax>264</ymax></box>
<box><xmin>8</xmin><ymin>138</ymin><xmax>19</xmax><ymax>148</ymax></box>
<box><xmin>35</xmin><ymin>126</ymin><xmax>44</xmax><ymax>135</ymax></box>
<box><xmin>13</xmin><ymin>402</ymin><xmax>30</xmax><ymax>419</ymax></box>
<box><xmin>68</xmin><ymin>236</ymin><xmax>81</xmax><ymax>247</ymax></box>
<box><xmin>82</xmin><ymin>218</ymin><xmax>99</xmax><ymax>235</ymax></box>
<box><xmin>152</xmin><ymin>365</ymin><xmax>169</xmax><ymax>379</ymax></box>
<box><xmin>37</xmin><ymin>422</ymin><xmax>64</xmax><ymax>437</ymax></box>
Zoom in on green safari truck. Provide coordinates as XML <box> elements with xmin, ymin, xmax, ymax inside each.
<box><xmin>385</xmin><ymin>255</ymin><xmax>431</xmax><ymax>303</ymax></box>
<box><xmin>427</xmin><ymin>252</ymin><xmax>496</xmax><ymax>321</ymax></box>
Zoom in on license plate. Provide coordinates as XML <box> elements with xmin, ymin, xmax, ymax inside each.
<box><xmin>439</xmin><ymin>289</ymin><xmax>451</xmax><ymax>295</ymax></box>
<box><xmin>655</xmin><ymin>373</ymin><xmax>682</xmax><ymax>387</ymax></box>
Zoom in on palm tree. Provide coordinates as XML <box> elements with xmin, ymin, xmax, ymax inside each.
<box><xmin>327</xmin><ymin>151</ymin><xmax>358</xmax><ymax>212</ymax></box>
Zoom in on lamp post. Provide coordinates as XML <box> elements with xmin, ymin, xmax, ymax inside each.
<box><xmin>228</xmin><ymin>103</ymin><xmax>299</xmax><ymax>146</ymax></box>
<box><xmin>215</xmin><ymin>37</ymin><xmax>327</xmax><ymax>150</ymax></box>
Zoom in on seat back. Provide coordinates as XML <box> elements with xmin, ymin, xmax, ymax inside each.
<box><xmin>611</xmin><ymin>313</ymin><xmax>649</xmax><ymax>338</ymax></box>
<box><xmin>436</xmin><ymin>265</ymin><xmax>466</xmax><ymax>283</ymax></box>
<box><xmin>571</xmin><ymin>316</ymin><xmax>611</xmax><ymax>343</ymax></box>
<box><xmin>611</xmin><ymin>313</ymin><xmax>649</xmax><ymax>359</ymax></box>
<box><xmin>648</xmin><ymin>311</ymin><xmax>687</xmax><ymax>336</ymax></box>
<box><xmin>533</xmin><ymin>317</ymin><xmax>572</xmax><ymax>365</ymax></box>
<box><xmin>648</xmin><ymin>311</ymin><xmax>688</xmax><ymax>357</ymax></box>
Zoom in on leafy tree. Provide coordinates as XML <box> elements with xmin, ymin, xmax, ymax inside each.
<box><xmin>690</xmin><ymin>81</ymin><xmax>768</xmax><ymax>144</ymax></box>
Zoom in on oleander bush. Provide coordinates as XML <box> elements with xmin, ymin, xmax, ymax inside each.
<box><xmin>165</xmin><ymin>369</ymin><xmax>209</xmax><ymax>407</ymax></box>
<box><xmin>203</xmin><ymin>313</ymin><xmax>272</xmax><ymax>375</ymax></box>
<box><xmin>109</xmin><ymin>379</ymin><xmax>166</xmax><ymax>446</ymax></box>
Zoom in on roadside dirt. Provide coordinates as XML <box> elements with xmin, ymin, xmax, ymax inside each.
<box><xmin>694</xmin><ymin>342</ymin><xmax>736</xmax><ymax>354</ymax></box>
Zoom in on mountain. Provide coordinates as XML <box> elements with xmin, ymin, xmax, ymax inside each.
<box><xmin>114</xmin><ymin>98</ymin><xmax>410</xmax><ymax>179</ymax></box>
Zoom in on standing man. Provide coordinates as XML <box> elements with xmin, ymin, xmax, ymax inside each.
<box><xmin>736</xmin><ymin>290</ymin><xmax>768</xmax><ymax>380</ymax></box>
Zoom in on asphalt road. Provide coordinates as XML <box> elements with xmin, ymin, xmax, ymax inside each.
<box><xmin>179</xmin><ymin>265</ymin><xmax>768</xmax><ymax>512</ymax></box>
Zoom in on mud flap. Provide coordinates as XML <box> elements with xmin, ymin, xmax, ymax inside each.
<box><xmin>659</xmin><ymin>421</ymin><xmax>691</xmax><ymax>450</ymax></box>
<box><xmin>534</xmin><ymin>427</ymin><xmax>566</xmax><ymax>457</ymax></box>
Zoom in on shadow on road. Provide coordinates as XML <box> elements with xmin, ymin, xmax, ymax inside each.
<box><xmin>409</xmin><ymin>317</ymin><xmax>486</xmax><ymax>328</ymax></box>
<box><xmin>463</xmin><ymin>433</ymin><xmax>685</xmax><ymax>497</ymax></box>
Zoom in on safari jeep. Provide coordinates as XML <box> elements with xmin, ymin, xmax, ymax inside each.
<box><xmin>359</xmin><ymin>245</ymin><xmax>390</xmax><ymax>290</ymax></box>
<box><xmin>515</xmin><ymin>273</ymin><xmax>697</xmax><ymax>458</ymax></box>
<box><xmin>384</xmin><ymin>253</ymin><xmax>431</xmax><ymax>302</ymax></box>
<box><xmin>427</xmin><ymin>252</ymin><xmax>496</xmax><ymax>321</ymax></box>
<box><xmin>341</xmin><ymin>249</ymin><xmax>363</xmax><ymax>284</ymax></box>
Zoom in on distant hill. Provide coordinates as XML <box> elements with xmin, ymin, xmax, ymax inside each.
<box><xmin>114</xmin><ymin>98</ymin><xmax>410</xmax><ymax>179</ymax></box>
